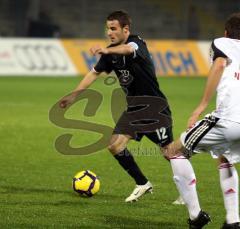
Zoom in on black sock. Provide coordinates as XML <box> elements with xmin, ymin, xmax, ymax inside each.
<box><xmin>114</xmin><ymin>148</ymin><xmax>148</xmax><ymax>185</ymax></box>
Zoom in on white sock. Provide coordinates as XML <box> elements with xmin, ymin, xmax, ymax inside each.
<box><xmin>170</xmin><ymin>156</ymin><xmax>201</xmax><ymax>220</ymax></box>
<box><xmin>219</xmin><ymin>163</ymin><xmax>239</xmax><ymax>224</ymax></box>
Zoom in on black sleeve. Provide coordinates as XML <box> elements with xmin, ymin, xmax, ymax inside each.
<box><xmin>128</xmin><ymin>36</ymin><xmax>147</xmax><ymax>60</ymax></box>
<box><xmin>94</xmin><ymin>55</ymin><xmax>112</xmax><ymax>74</ymax></box>
<box><xmin>210</xmin><ymin>41</ymin><xmax>228</xmax><ymax>61</ymax></box>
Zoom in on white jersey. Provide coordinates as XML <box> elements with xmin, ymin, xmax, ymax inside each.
<box><xmin>210</xmin><ymin>37</ymin><xmax>240</xmax><ymax>123</ymax></box>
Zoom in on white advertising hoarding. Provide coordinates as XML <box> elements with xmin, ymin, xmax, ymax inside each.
<box><xmin>0</xmin><ymin>38</ymin><xmax>78</xmax><ymax>76</ymax></box>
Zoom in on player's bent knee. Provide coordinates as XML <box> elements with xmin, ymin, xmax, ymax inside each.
<box><xmin>108</xmin><ymin>135</ymin><xmax>129</xmax><ymax>154</ymax></box>
<box><xmin>107</xmin><ymin>143</ymin><xmax>119</xmax><ymax>154</ymax></box>
<box><xmin>107</xmin><ymin>141</ymin><xmax>126</xmax><ymax>154</ymax></box>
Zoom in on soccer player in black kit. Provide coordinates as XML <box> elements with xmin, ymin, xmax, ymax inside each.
<box><xmin>60</xmin><ymin>11</ymin><xmax>173</xmax><ymax>202</ymax></box>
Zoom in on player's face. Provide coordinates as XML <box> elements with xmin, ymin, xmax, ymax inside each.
<box><xmin>106</xmin><ymin>20</ymin><xmax>129</xmax><ymax>45</ymax></box>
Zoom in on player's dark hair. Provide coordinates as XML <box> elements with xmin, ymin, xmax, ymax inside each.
<box><xmin>225</xmin><ymin>12</ymin><xmax>240</xmax><ymax>39</ymax></box>
<box><xmin>107</xmin><ymin>10</ymin><xmax>132</xmax><ymax>28</ymax></box>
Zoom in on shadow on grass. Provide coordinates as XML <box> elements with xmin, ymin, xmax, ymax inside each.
<box><xmin>0</xmin><ymin>185</ymin><xmax>124</xmax><ymax>207</ymax></box>
<box><xmin>0</xmin><ymin>186</ymin><xmax>89</xmax><ymax>206</ymax></box>
<box><xmin>0</xmin><ymin>185</ymin><xmax>123</xmax><ymax>200</ymax></box>
<box><xmin>103</xmin><ymin>214</ymin><xmax>185</xmax><ymax>228</ymax></box>
<box><xmin>0</xmin><ymin>185</ymin><xmax>70</xmax><ymax>194</ymax></box>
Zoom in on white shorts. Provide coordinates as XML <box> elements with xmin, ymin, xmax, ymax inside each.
<box><xmin>180</xmin><ymin>114</ymin><xmax>240</xmax><ymax>164</ymax></box>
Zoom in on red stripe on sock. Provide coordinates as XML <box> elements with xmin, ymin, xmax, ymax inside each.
<box><xmin>224</xmin><ymin>188</ymin><xmax>236</xmax><ymax>195</ymax></box>
<box><xmin>189</xmin><ymin>179</ymin><xmax>196</xmax><ymax>185</ymax></box>
<box><xmin>218</xmin><ymin>163</ymin><xmax>233</xmax><ymax>170</ymax></box>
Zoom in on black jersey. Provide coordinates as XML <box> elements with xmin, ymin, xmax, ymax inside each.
<box><xmin>94</xmin><ymin>35</ymin><xmax>166</xmax><ymax>99</ymax></box>
<box><xmin>94</xmin><ymin>35</ymin><xmax>173</xmax><ymax>144</ymax></box>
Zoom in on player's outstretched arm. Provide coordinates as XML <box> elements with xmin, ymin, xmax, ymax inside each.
<box><xmin>59</xmin><ymin>69</ymin><xmax>100</xmax><ymax>108</ymax></box>
<box><xmin>90</xmin><ymin>44</ymin><xmax>134</xmax><ymax>56</ymax></box>
<box><xmin>187</xmin><ymin>57</ymin><xmax>226</xmax><ymax>128</ymax></box>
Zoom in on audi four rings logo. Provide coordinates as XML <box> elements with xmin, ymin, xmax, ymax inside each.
<box><xmin>14</xmin><ymin>44</ymin><xmax>68</xmax><ymax>71</ymax></box>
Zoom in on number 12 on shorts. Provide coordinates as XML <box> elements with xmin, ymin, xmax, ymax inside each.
<box><xmin>156</xmin><ymin>127</ymin><xmax>168</xmax><ymax>140</ymax></box>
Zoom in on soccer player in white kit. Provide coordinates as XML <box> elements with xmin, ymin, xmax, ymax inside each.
<box><xmin>163</xmin><ymin>12</ymin><xmax>240</xmax><ymax>229</ymax></box>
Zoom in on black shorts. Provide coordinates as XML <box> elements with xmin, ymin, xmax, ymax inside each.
<box><xmin>113</xmin><ymin>104</ymin><xmax>173</xmax><ymax>147</ymax></box>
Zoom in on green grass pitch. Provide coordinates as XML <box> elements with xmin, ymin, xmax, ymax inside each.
<box><xmin>0</xmin><ymin>76</ymin><xmax>238</xmax><ymax>228</ymax></box>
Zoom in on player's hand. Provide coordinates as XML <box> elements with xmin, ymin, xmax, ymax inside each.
<box><xmin>187</xmin><ymin>113</ymin><xmax>199</xmax><ymax>129</ymax></box>
<box><xmin>59</xmin><ymin>93</ymin><xmax>77</xmax><ymax>108</ymax></box>
<box><xmin>187</xmin><ymin>103</ymin><xmax>207</xmax><ymax>129</ymax></box>
<box><xmin>90</xmin><ymin>45</ymin><xmax>108</xmax><ymax>55</ymax></box>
